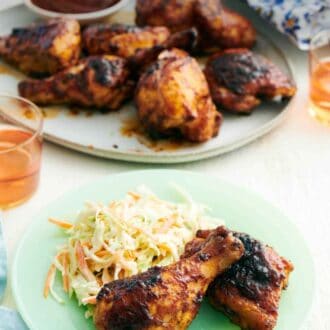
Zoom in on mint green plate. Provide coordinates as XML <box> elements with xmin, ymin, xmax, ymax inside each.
<box><xmin>12</xmin><ymin>170</ymin><xmax>314</xmax><ymax>330</ymax></box>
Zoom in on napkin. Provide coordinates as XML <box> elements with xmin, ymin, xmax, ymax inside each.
<box><xmin>244</xmin><ymin>0</ymin><xmax>330</xmax><ymax>50</ymax></box>
<box><xmin>0</xmin><ymin>217</ymin><xmax>28</xmax><ymax>330</ymax></box>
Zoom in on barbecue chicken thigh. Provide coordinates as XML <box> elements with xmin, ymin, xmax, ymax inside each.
<box><xmin>0</xmin><ymin>19</ymin><xmax>81</xmax><ymax>76</ymax></box>
<box><xmin>204</xmin><ymin>49</ymin><xmax>296</xmax><ymax>114</ymax></box>
<box><xmin>183</xmin><ymin>229</ymin><xmax>294</xmax><ymax>330</ymax></box>
<box><xmin>136</xmin><ymin>0</ymin><xmax>256</xmax><ymax>52</ymax></box>
<box><xmin>94</xmin><ymin>226</ymin><xmax>244</xmax><ymax>330</ymax></box>
<box><xmin>83</xmin><ymin>23</ymin><xmax>198</xmax><ymax>71</ymax></box>
<box><xmin>18</xmin><ymin>56</ymin><xmax>133</xmax><ymax>110</ymax></box>
<box><xmin>135</xmin><ymin>49</ymin><xmax>222</xmax><ymax>142</ymax></box>
<box><xmin>195</xmin><ymin>2</ymin><xmax>256</xmax><ymax>51</ymax></box>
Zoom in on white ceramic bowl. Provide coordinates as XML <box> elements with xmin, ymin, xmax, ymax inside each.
<box><xmin>24</xmin><ymin>0</ymin><xmax>131</xmax><ymax>24</ymax></box>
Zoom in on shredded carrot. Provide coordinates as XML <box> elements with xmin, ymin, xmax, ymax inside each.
<box><xmin>108</xmin><ymin>201</ymin><xmax>118</xmax><ymax>211</ymax></box>
<box><xmin>82</xmin><ymin>242</ymin><xmax>92</xmax><ymax>248</ymax></box>
<box><xmin>48</xmin><ymin>217</ymin><xmax>73</xmax><ymax>229</ymax></box>
<box><xmin>75</xmin><ymin>241</ymin><xmax>95</xmax><ymax>281</ymax></box>
<box><xmin>124</xmin><ymin>250</ymin><xmax>134</xmax><ymax>259</ymax></box>
<box><xmin>56</xmin><ymin>253</ymin><xmax>64</xmax><ymax>263</ymax></box>
<box><xmin>155</xmin><ymin>217</ymin><xmax>175</xmax><ymax>234</ymax></box>
<box><xmin>62</xmin><ymin>253</ymin><xmax>70</xmax><ymax>293</ymax></box>
<box><xmin>44</xmin><ymin>264</ymin><xmax>56</xmax><ymax>298</ymax></box>
<box><xmin>128</xmin><ymin>192</ymin><xmax>140</xmax><ymax>201</ymax></box>
<box><xmin>82</xmin><ymin>296</ymin><xmax>97</xmax><ymax>305</ymax></box>
<box><xmin>158</xmin><ymin>243</ymin><xmax>172</xmax><ymax>252</ymax></box>
<box><xmin>95</xmin><ymin>250</ymin><xmax>108</xmax><ymax>257</ymax></box>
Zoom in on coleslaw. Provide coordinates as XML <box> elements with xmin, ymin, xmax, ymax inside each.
<box><xmin>44</xmin><ymin>185</ymin><xmax>222</xmax><ymax>317</ymax></box>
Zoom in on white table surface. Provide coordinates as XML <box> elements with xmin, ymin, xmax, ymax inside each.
<box><xmin>1</xmin><ymin>1</ymin><xmax>330</xmax><ymax>330</ymax></box>
<box><xmin>0</xmin><ymin>0</ymin><xmax>22</xmax><ymax>11</ymax></box>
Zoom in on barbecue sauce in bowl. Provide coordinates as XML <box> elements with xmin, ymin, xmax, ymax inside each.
<box><xmin>31</xmin><ymin>0</ymin><xmax>120</xmax><ymax>13</ymax></box>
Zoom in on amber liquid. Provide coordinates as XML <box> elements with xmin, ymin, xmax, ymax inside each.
<box><xmin>0</xmin><ymin>127</ymin><xmax>42</xmax><ymax>208</ymax></box>
<box><xmin>310</xmin><ymin>60</ymin><xmax>330</xmax><ymax>125</ymax></box>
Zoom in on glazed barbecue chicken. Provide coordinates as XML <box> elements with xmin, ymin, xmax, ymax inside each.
<box><xmin>136</xmin><ymin>0</ymin><xmax>256</xmax><ymax>52</ymax></box>
<box><xmin>0</xmin><ymin>19</ymin><xmax>81</xmax><ymax>76</ymax></box>
<box><xmin>136</xmin><ymin>0</ymin><xmax>195</xmax><ymax>33</ymax></box>
<box><xmin>83</xmin><ymin>24</ymin><xmax>171</xmax><ymax>58</ymax></box>
<box><xmin>204</xmin><ymin>49</ymin><xmax>297</xmax><ymax>114</ymax></box>
<box><xmin>83</xmin><ymin>23</ymin><xmax>198</xmax><ymax>71</ymax></box>
<box><xmin>94</xmin><ymin>226</ymin><xmax>244</xmax><ymax>330</ymax></box>
<box><xmin>18</xmin><ymin>56</ymin><xmax>133</xmax><ymax>110</ymax></box>
<box><xmin>195</xmin><ymin>1</ymin><xmax>256</xmax><ymax>51</ymax></box>
<box><xmin>183</xmin><ymin>229</ymin><xmax>294</xmax><ymax>330</ymax></box>
<box><xmin>135</xmin><ymin>49</ymin><xmax>222</xmax><ymax>142</ymax></box>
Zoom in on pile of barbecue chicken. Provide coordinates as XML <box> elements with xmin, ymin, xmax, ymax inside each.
<box><xmin>94</xmin><ymin>226</ymin><xmax>294</xmax><ymax>330</ymax></box>
<box><xmin>0</xmin><ymin>0</ymin><xmax>296</xmax><ymax>143</ymax></box>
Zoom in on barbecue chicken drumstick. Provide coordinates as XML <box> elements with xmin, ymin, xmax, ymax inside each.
<box><xmin>83</xmin><ymin>24</ymin><xmax>171</xmax><ymax>58</ymax></box>
<box><xmin>183</xmin><ymin>229</ymin><xmax>294</xmax><ymax>330</ymax></box>
<box><xmin>0</xmin><ymin>19</ymin><xmax>81</xmax><ymax>76</ymax></box>
<box><xmin>18</xmin><ymin>56</ymin><xmax>133</xmax><ymax>111</ymax></box>
<box><xmin>135</xmin><ymin>49</ymin><xmax>222</xmax><ymax>142</ymax></box>
<box><xmin>204</xmin><ymin>49</ymin><xmax>296</xmax><ymax>114</ymax></box>
<box><xmin>94</xmin><ymin>226</ymin><xmax>244</xmax><ymax>330</ymax></box>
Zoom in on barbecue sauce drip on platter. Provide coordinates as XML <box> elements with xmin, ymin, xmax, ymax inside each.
<box><xmin>31</xmin><ymin>0</ymin><xmax>120</xmax><ymax>14</ymax></box>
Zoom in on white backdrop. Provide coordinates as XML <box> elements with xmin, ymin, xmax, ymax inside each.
<box><xmin>1</xmin><ymin>1</ymin><xmax>330</xmax><ymax>330</ymax></box>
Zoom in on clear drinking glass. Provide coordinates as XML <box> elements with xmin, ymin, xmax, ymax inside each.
<box><xmin>309</xmin><ymin>29</ymin><xmax>330</xmax><ymax>125</ymax></box>
<box><xmin>309</xmin><ymin>5</ymin><xmax>330</xmax><ymax>125</ymax></box>
<box><xmin>0</xmin><ymin>95</ymin><xmax>43</xmax><ymax>209</ymax></box>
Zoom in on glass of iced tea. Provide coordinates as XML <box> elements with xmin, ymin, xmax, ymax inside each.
<box><xmin>0</xmin><ymin>95</ymin><xmax>43</xmax><ymax>209</ymax></box>
<box><xmin>309</xmin><ymin>29</ymin><xmax>330</xmax><ymax>125</ymax></box>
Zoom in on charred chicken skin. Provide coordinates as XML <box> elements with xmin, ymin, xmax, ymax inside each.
<box><xmin>183</xmin><ymin>229</ymin><xmax>294</xmax><ymax>330</ymax></box>
<box><xmin>94</xmin><ymin>226</ymin><xmax>244</xmax><ymax>330</ymax></box>
<box><xmin>136</xmin><ymin>0</ymin><xmax>256</xmax><ymax>52</ymax></box>
<box><xmin>135</xmin><ymin>49</ymin><xmax>222</xmax><ymax>142</ymax></box>
<box><xmin>0</xmin><ymin>19</ymin><xmax>81</xmax><ymax>76</ymax></box>
<box><xmin>83</xmin><ymin>23</ymin><xmax>198</xmax><ymax>72</ymax></box>
<box><xmin>18</xmin><ymin>55</ymin><xmax>133</xmax><ymax>111</ymax></box>
<box><xmin>204</xmin><ymin>49</ymin><xmax>297</xmax><ymax>114</ymax></box>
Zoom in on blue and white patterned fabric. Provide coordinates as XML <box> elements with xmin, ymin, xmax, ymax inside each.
<box><xmin>244</xmin><ymin>0</ymin><xmax>330</xmax><ymax>50</ymax></box>
<box><xmin>0</xmin><ymin>217</ymin><xmax>28</xmax><ymax>330</ymax></box>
